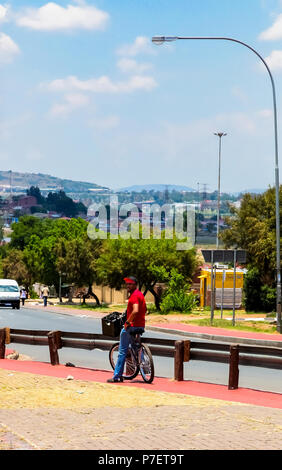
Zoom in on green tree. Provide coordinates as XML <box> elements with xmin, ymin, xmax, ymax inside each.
<box><xmin>243</xmin><ymin>267</ymin><xmax>263</xmax><ymax>312</ymax></box>
<box><xmin>243</xmin><ymin>267</ymin><xmax>276</xmax><ymax>312</ymax></box>
<box><xmin>26</xmin><ymin>186</ymin><xmax>87</xmax><ymax>217</ymax></box>
<box><xmin>46</xmin><ymin>190</ymin><xmax>86</xmax><ymax>217</ymax></box>
<box><xmin>160</xmin><ymin>268</ymin><xmax>197</xmax><ymax>313</ymax></box>
<box><xmin>9</xmin><ymin>217</ymin><xmax>91</xmax><ymax>293</ymax></box>
<box><xmin>220</xmin><ymin>187</ymin><xmax>280</xmax><ymax>285</ymax></box>
<box><xmin>54</xmin><ymin>234</ymin><xmax>103</xmax><ymax>304</ymax></box>
<box><xmin>10</xmin><ymin>216</ymin><xmax>45</xmax><ymax>250</ymax></box>
<box><xmin>26</xmin><ymin>186</ymin><xmax>45</xmax><ymax>205</ymax></box>
<box><xmin>96</xmin><ymin>233</ymin><xmax>197</xmax><ymax>310</ymax></box>
<box><xmin>2</xmin><ymin>248</ymin><xmax>31</xmax><ymax>288</ymax></box>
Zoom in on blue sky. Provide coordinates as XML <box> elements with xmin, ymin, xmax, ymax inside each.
<box><xmin>2</xmin><ymin>0</ymin><xmax>282</xmax><ymax>192</ymax></box>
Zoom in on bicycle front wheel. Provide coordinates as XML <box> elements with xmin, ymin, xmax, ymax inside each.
<box><xmin>109</xmin><ymin>343</ymin><xmax>139</xmax><ymax>380</ymax></box>
<box><xmin>139</xmin><ymin>344</ymin><xmax>154</xmax><ymax>383</ymax></box>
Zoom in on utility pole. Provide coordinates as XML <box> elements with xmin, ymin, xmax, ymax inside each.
<box><xmin>214</xmin><ymin>132</ymin><xmax>227</xmax><ymax>248</ymax></box>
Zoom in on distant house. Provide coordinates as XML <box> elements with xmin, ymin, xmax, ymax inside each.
<box><xmin>7</xmin><ymin>195</ymin><xmax>38</xmax><ymax>215</ymax></box>
<box><xmin>47</xmin><ymin>211</ymin><xmax>62</xmax><ymax>219</ymax></box>
<box><xmin>32</xmin><ymin>212</ymin><xmax>49</xmax><ymax>219</ymax></box>
<box><xmin>200</xmin><ymin>200</ymin><xmax>218</xmax><ymax>211</ymax></box>
<box><xmin>230</xmin><ymin>200</ymin><xmax>242</xmax><ymax>209</ymax></box>
<box><xmin>15</xmin><ymin>195</ymin><xmax>37</xmax><ymax>209</ymax></box>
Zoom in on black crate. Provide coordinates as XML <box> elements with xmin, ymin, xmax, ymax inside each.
<box><xmin>102</xmin><ymin>312</ymin><xmax>122</xmax><ymax>337</ymax></box>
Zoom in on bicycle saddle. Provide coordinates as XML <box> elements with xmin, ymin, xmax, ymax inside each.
<box><xmin>129</xmin><ymin>328</ymin><xmax>144</xmax><ymax>336</ymax></box>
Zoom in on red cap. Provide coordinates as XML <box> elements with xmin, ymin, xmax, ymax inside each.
<box><xmin>123</xmin><ymin>276</ymin><xmax>137</xmax><ymax>284</ymax></box>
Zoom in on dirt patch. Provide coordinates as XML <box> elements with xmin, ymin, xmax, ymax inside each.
<box><xmin>0</xmin><ymin>369</ymin><xmax>230</xmax><ymax>410</ymax></box>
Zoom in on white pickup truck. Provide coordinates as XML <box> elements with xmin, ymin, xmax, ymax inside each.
<box><xmin>0</xmin><ymin>279</ymin><xmax>20</xmax><ymax>309</ymax></box>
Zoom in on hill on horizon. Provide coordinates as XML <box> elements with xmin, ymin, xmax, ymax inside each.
<box><xmin>0</xmin><ymin>170</ymin><xmax>109</xmax><ymax>194</ymax></box>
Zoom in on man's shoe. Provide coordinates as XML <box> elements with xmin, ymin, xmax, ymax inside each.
<box><xmin>107</xmin><ymin>377</ymin><xmax>123</xmax><ymax>383</ymax></box>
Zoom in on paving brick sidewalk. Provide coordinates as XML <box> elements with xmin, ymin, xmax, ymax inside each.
<box><xmin>0</xmin><ymin>369</ymin><xmax>282</xmax><ymax>450</ymax></box>
<box><xmin>2</xmin><ymin>403</ymin><xmax>282</xmax><ymax>450</ymax></box>
<box><xmin>2</xmin><ymin>304</ymin><xmax>282</xmax><ymax>450</ymax></box>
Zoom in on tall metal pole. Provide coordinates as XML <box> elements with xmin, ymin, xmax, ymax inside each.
<box><xmin>221</xmin><ymin>268</ymin><xmax>225</xmax><ymax>319</ymax></box>
<box><xmin>232</xmin><ymin>249</ymin><xmax>237</xmax><ymax>326</ymax></box>
<box><xmin>214</xmin><ymin>132</ymin><xmax>227</xmax><ymax>248</ymax></box>
<box><xmin>210</xmin><ymin>250</ymin><xmax>214</xmax><ymax>324</ymax></box>
<box><xmin>59</xmin><ymin>272</ymin><xmax>62</xmax><ymax>303</ymax></box>
<box><xmin>152</xmin><ymin>35</ymin><xmax>282</xmax><ymax>333</ymax></box>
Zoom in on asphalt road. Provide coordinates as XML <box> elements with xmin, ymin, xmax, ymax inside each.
<box><xmin>1</xmin><ymin>305</ymin><xmax>282</xmax><ymax>394</ymax></box>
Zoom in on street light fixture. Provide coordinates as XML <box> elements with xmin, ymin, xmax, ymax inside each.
<box><xmin>152</xmin><ymin>35</ymin><xmax>282</xmax><ymax>332</ymax></box>
<box><xmin>214</xmin><ymin>132</ymin><xmax>227</xmax><ymax>249</ymax></box>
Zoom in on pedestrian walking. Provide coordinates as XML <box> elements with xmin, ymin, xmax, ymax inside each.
<box><xmin>41</xmin><ymin>286</ymin><xmax>49</xmax><ymax>307</ymax></box>
<box><xmin>20</xmin><ymin>288</ymin><xmax>27</xmax><ymax>306</ymax></box>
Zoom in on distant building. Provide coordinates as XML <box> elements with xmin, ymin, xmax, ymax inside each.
<box><xmin>32</xmin><ymin>212</ymin><xmax>49</xmax><ymax>219</ymax></box>
<box><xmin>14</xmin><ymin>195</ymin><xmax>37</xmax><ymax>209</ymax></box>
<box><xmin>230</xmin><ymin>200</ymin><xmax>242</xmax><ymax>209</ymax></box>
<box><xmin>200</xmin><ymin>200</ymin><xmax>218</xmax><ymax>211</ymax></box>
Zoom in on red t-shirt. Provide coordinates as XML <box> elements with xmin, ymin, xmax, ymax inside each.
<box><xmin>127</xmin><ymin>289</ymin><xmax>146</xmax><ymax>327</ymax></box>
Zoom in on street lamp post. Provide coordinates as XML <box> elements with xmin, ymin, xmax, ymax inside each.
<box><xmin>152</xmin><ymin>35</ymin><xmax>282</xmax><ymax>333</ymax></box>
<box><xmin>214</xmin><ymin>132</ymin><xmax>227</xmax><ymax>249</ymax></box>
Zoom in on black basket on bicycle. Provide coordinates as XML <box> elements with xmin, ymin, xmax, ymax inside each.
<box><xmin>102</xmin><ymin>311</ymin><xmax>126</xmax><ymax>337</ymax></box>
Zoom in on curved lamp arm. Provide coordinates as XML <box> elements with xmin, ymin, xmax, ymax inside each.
<box><xmin>152</xmin><ymin>35</ymin><xmax>281</xmax><ymax>330</ymax></box>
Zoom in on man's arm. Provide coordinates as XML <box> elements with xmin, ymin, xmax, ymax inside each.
<box><xmin>125</xmin><ymin>303</ymin><xmax>139</xmax><ymax>328</ymax></box>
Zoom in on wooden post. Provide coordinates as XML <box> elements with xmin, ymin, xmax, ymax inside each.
<box><xmin>0</xmin><ymin>328</ymin><xmax>6</xmax><ymax>359</ymax></box>
<box><xmin>228</xmin><ymin>344</ymin><xmax>239</xmax><ymax>390</ymax></box>
<box><xmin>5</xmin><ymin>327</ymin><xmax>10</xmax><ymax>345</ymax></box>
<box><xmin>48</xmin><ymin>331</ymin><xmax>61</xmax><ymax>365</ymax></box>
<box><xmin>183</xmin><ymin>340</ymin><xmax>190</xmax><ymax>362</ymax></box>
<box><xmin>174</xmin><ymin>340</ymin><xmax>184</xmax><ymax>381</ymax></box>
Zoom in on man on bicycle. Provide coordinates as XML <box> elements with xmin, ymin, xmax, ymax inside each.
<box><xmin>107</xmin><ymin>276</ymin><xmax>147</xmax><ymax>383</ymax></box>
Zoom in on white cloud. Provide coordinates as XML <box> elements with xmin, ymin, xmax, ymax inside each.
<box><xmin>0</xmin><ymin>32</ymin><xmax>20</xmax><ymax>63</ymax></box>
<box><xmin>259</xmin><ymin>14</ymin><xmax>282</xmax><ymax>40</ymax></box>
<box><xmin>42</xmin><ymin>74</ymin><xmax>157</xmax><ymax>94</ymax></box>
<box><xmin>257</xmin><ymin>109</ymin><xmax>272</xmax><ymax>118</ymax></box>
<box><xmin>264</xmin><ymin>50</ymin><xmax>282</xmax><ymax>70</ymax></box>
<box><xmin>117</xmin><ymin>36</ymin><xmax>155</xmax><ymax>57</ymax></box>
<box><xmin>49</xmin><ymin>93</ymin><xmax>90</xmax><ymax>116</ymax></box>
<box><xmin>0</xmin><ymin>4</ymin><xmax>8</xmax><ymax>23</ymax></box>
<box><xmin>117</xmin><ymin>58</ymin><xmax>152</xmax><ymax>74</ymax></box>
<box><xmin>16</xmin><ymin>2</ymin><xmax>109</xmax><ymax>32</ymax></box>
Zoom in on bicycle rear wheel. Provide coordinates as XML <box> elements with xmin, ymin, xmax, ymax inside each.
<box><xmin>109</xmin><ymin>343</ymin><xmax>139</xmax><ymax>380</ymax></box>
<box><xmin>139</xmin><ymin>344</ymin><xmax>154</xmax><ymax>383</ymax></box>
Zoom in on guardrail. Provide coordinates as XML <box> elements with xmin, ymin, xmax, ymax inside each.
<box><xmin>1</xmin><ymin>327</ymin><xmax>282</xmax><ymax>390</ymax></box>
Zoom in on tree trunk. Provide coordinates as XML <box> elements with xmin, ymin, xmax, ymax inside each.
<box><xmin>148</xmin><ymin>285</ymin><xmax>161</xmax><ymax>311</ymax></box>
<box><xmin>68</xmin><ymin>286</ymin><xmax>74</xmax><ymax>303</ymax></box>
<box><xmin>143</xmin><ymin>288</ymin><xmax>148</xmax><ymax>297</ymax></box>
<box><xmin>87</xmin><ymin>284</ymin><xmax>101</xmax><ymax>306</ymax></box>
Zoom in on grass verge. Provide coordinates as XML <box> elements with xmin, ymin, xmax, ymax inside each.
<box><xmin>181</xmin><ymin>318</ymin><xmax>277</xmax><ymax>334</ymax></box>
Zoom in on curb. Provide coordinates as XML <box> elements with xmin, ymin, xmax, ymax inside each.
<box><xmin>25</xmin><ymin>303</ymin><xmax>282</xmax><ymax>348</ymax></box>
<box><xmin>147</xmin><ymin>325</ymin><xmax>282</xmax><ymax>348</ymax></box>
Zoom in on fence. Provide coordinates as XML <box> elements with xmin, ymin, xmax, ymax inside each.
<box><xmin>1</xmin><ymin>327</ymin><xmax>282</xmax><ymax>390</ymax></box>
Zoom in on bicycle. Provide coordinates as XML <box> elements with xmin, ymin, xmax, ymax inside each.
<box><xmin>109</xmin><ymin>329</ymin><xmax>155</xmax><ymax>384</ymax></box>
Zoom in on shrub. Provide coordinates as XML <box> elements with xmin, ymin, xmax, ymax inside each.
<box><xmin>28</xmin><ymin>288</ymin><xmax>39</xmax><ymax>299</ymax></box>
<box><xmin>243</xmin><ymin>267</ymin><xmax>262</xmax><ymax>312</ymax></box>
<box><xmin>260</xmin><ymin>285</ymin><xmax>276</xmax><ymax>312</ymax></box>
<box><xmin>160</xmin><ymin>269</ymin><xmax>197</xmax><ymax>314</ymax></box>
<box><xmin>243</xmin><ymin>267</ymin><xmax>276</xmax><ymax>312</ymax></box>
